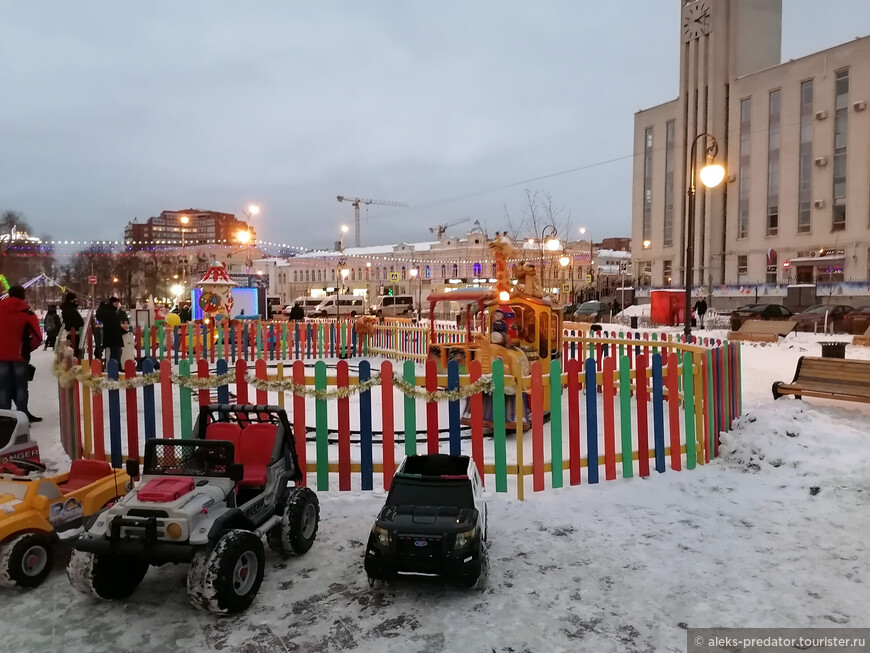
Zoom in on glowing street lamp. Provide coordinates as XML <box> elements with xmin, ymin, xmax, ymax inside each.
<box><xmin>339</xmin><ymin>224</ymin><xmax>349</xmax><ymax>253</ymax></box>
<box><xmin>684</xmin><ymin>133</ymin><xmax>725</xmax><ymax>339</ymax></box>
<box><xmin>236</xmin><ymin>230</ymin><xmax>252</xmax><ymax>244</ymax></box>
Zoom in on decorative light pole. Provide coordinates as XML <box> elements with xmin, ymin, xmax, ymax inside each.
<box><xmin>559</xmin><ymin>254</ymin><xmax>572</xmax><ymax>304</ymax></box>
<box><xmin>410</xmin><ymin>267</ymin><xmax>420</xmax><ymax>320</ymax></box>
<box><xmin>179</xmin><ymin>215</ymin><xmax>189</xmax><ymax>285</ymax></box>
<box><xmin>539</xmin><ymin>225</ymin><xmax>560</xmax><ymax>291</ymax></box>
<box><xmin>579</xmin><ymin>227</ymin><xmax>593</xmax><ymax>300</ymax></box>
<box><xmin>684</xmin><ymin>133</ymin><xmax>725</xmax><ymax>339</ymax></box>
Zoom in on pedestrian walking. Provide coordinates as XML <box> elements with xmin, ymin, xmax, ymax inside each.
<box><xmin>43</xmin><ymin>305</ymin><xmax>61</xmax><ymax>350</ymax></box>
<box><xmin>101</xmin><ymin>297</ymin><xmax>129</xmax><ymax>364</ymax></box>
<box><xmin>0</xmin><ymin>285</ymin><xmax>43</xmax><ymax>423</ymax></box>
<box><xmin>60</xmin><ymin>292</ymin><xmax>84</xmax><ymax>357</ymax></box>
<box><xmin>693</xmin><ymin>297</ymin><xmax>709</xmax><ymax>329</ymax></box>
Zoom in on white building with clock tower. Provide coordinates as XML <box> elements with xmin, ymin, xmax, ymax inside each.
<box><xmin>632</xmin><ymin>0</ymin><xmax>870</xmax><ymax>307</ymax></box>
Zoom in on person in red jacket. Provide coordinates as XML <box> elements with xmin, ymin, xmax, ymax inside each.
<box><xmin>0</xmin><ymin>285</ymin><xmax>43</xmax><ymax>423</ymax></box>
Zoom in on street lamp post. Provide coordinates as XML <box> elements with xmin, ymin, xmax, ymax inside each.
<box><xmin>579</xmin><ymin>227</ymin><xmax>593</xmax><ymax>300</ymax></box>
<box><xmin>684</xmin><ymin>133</ymin><xmax>725</xmax><ymax>339</ymax></box>
<box><xmin>410</xmin><ymin>267</ymin><xmax>420</xmax><ymax>320</ymax></box>
<box><xmin>179</xmin><ymin>215</ymin><xmax>189</xmax><ymax>287</ymax></box>
<box><xmin>539</xmin><ymin>225</ymin><xmax>560</xmax><ymax>291</ymax></box>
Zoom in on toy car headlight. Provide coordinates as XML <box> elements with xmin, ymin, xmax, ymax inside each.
<box><xmin>373</xmin><ymin>526</ymin><xmax>390</xmax><ymax>546</ymax></box>
<box><xmin>454</xmin><ymin>528</ymin><xmax>476</xmax><ymax>549</ymax></box>
<box><xmin>166</xmin><ymin>522</ymin><xmax>183</xmax><ymax>539</ymax></box>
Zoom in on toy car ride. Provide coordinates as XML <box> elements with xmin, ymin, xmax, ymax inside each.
<box><xmin>364</xmin><ymin>453</ymin><xmax>490</xmax><ymax>588</ymax></box>
<box><xmin>0</xmin><ymin>409</ymin><xmax>40</xmax><ymax>467</ymax></box>
<box><xmin>69</xmin><ymin>404</ymin><xmax>319</xmax><ymax>614</ymax></box>
<box><xmin>0</xmin><ymin>455</ymin><xmax>129</xmax><ymax>589</ymax></box>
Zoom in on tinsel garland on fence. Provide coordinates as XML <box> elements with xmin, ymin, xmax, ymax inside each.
<box><xmin>52</xmin><ymin>357</ymin><xmax>494</xmax><ymax>401</ymax></box>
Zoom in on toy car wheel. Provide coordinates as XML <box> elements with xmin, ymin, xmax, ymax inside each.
<box><xmin>0</xmin><ymin>533</ymin><xmax>53</xmax><ymax>589</ymax></box>
<box><xmin>67</xmin><ymin>549</ymin><xmax>149</xmax><ymax>599</ymax></box>
<box><xmin>267</xmin><ymin>487</ymin><xmax>319</xmax><ymax>556</ymax></box>
<box><xmin>187</xmin><ymin>529</ymin><xmax>265</xmax><ymax>614</ymax></box>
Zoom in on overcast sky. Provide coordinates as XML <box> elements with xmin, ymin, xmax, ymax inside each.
<box><xmin>2</xmin><ymin>1</ymin><xmax>869</xmax><ymax>251</ymax></box>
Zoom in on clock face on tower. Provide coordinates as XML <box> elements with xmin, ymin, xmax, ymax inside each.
<box><xmin>682</xmin><ymin>0</ymin><xmax>711</xmax><ymax>41</ymax></box>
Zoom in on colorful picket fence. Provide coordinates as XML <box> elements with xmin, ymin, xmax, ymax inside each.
<box><xmin>56</xmin><ymin>336</ymin><xmax>742</xmax><ymax>500</ymax></box>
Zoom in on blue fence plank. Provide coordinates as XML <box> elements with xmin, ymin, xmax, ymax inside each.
<box><xmin>652</xmin><ymin>353</ymin><xmax>666</xmax><ymax>473</ymax></box>
<box><xmin>107</xmin><ymin>359</ymin><xmax>122</xmax><ymax>468</ymax></box>
<box><xmin>447</xmin><ymin>359</ymin><xmax>461</xmax><ymax>456</ymax></box>
<box><xmin>359</xmin><ymin>361</ymin><xmax>373</xmax><ymax>491</ymax></box>
<box><xmin>217</xmin><ymin>358</ymin><xmax>229</xmax><ymax>404</ymax></box>
<box><xmin>142</xmin><ymin>358</ymin><xmax>156</xmax><ymax>441</ymax></box>
<box><xmin>584</xmin><ymin>357</ymin><xmax>599</xmax><ymax>484</ymax></box>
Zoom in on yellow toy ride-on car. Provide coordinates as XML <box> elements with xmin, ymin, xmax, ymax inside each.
<box><xmin>0</xmin><ymin>456</ymin><xmax>130</xmax><ymax>589</ymax></box>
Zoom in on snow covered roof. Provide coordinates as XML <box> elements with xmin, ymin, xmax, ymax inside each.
<box><xmin>296</xmin><ymin>241</ymin><xmax>437</xmax><ymax>258</ymax></box>
<box><xmin>596</xmin><ymin>249</ymin><xmax>631</xmax><ymax>259</ymax></box>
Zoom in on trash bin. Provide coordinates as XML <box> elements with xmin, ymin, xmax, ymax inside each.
<box><xmin>820</xmin><ymin>342</ymin><xmax>846</xmax><ymax>359</ymax></box>
<box><xmin>630</xmin><ymin>316</ymin><xmax>639</xmax><ymax>330</ymax></box>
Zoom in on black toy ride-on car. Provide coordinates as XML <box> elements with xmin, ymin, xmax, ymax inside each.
<box><xmin>364</xmin><ymin>453</ymin><xmax>490</xmax><ymax>588</ymax></box>
<box><xmin>68</xmin><ymin>404</ymin><xmax>319</xmax><ymax>614</ymax></box>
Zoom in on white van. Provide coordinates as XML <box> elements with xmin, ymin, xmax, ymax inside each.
<box><xmin>370</xmin><ymin>295</ymin><xmax>415</xmax><ymax>317</ymax></box>
<box><xmin>283</xmin><ymin>297</ymin><xmax>323</xmax><ymax>316</ymax></box>
<box><xmin>310</xmin><ymin>295</ymin><xmax>365</xmax><ymax>318</ymax></box>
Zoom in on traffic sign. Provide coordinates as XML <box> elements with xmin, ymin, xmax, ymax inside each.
<box><xmin>88</xmin><ymin>275</ymin><xmax>97</xmax><ymax>285</ymax></box>
<box><xmin>584</xmin><ymin>274</ymin><xmax>592</xmax><ymax>283</ymax></box>
<box><xmin>561</xmin><ymin>283</ymin><xmax>571</xmax><ymax>292</ymax></box>
<box><xmin>389</xmin><ymin>272</ymin><xmax>399</xmax><ymax>282</ymax></box>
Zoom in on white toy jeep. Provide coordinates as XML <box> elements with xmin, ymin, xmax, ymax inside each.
<box><xmin>68</xmin><ymin>404</ymin><xmax>319</xmax><ymax>614</ymax></box>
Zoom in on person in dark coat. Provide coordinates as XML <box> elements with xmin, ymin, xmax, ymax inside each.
<box><xmin>94</xmin><ymin>300</ymin><xmax>113</xmax><ymax>359</ymax></box>
<box><xmin>693</xmin><ymin>297</ymin><xmax>709</xmax><ymax>329</ymax></box>
<box><xmin>0</xmin><ymin>285</ymin><xmax>43</xmax><ymax>422</ymax></box>
<box><xmin>179</xmin><ymin>302</ymin><xmax>192</xmax><ymax>323</ymax></box>
<box><xmin>101</xmin><ymin>297</ymin><xmax>129</xmax><ymax>364</ymax></box>
<box><xmin>60</xmin><ymin>292</ymin><xmax>84</xmax><ymax>357</ymax></box>
<box><xmin>288</xmin><ymin>302</ymin><xmax>305</xmax><ymax>321</ymax></box>
<box><xmin>43</xmin><ymin>305</ymin><xmax>61</xmax><ymax>350</ymax></box>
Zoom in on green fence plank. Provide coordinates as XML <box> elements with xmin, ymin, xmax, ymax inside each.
<box><xmin>706</xmin><ymin>349</ymin><xmax>715</xmax><ymax>460</ymax></box>
<box><xmin>315</xmin><ymin>361</ymin><xmax>329</xmax><ymax>490</ymax></box>
<box><xmin>722</xmin><ymin>343</ymin><xmax>731</xmax><ymax>431</ymax></box>
<box><xmin>682</xmin><ymin>352</ymin><xmax>697</xmax><ymax>470</ymax></box>
<box><xmin>549</xmin><ymin>358</ymin><xmax>563</xmax><ymax>489</ymax></box>
<box><xmin>403</xmin><ymin>360</ymin><xmax>417</xmax><ymax>455</ymax></box>
<box><xmin>492</xmin><ymin>358</ymin><xmax>507</xmax><ymax>493</ymax></box>
<box><xmin>178</xmin><ymin>359</ymin><xmax>192</xmax><ymax>438</ymax></box>
<box><xmin>619</xmin><ymin>355</ymin><xmax>633</xmax><ymax>478</ymax></box>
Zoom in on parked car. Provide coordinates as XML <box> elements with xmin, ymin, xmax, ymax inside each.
<box><xmin>792</xmin><ymin>304</ymin><xmax>854</xmax><ymax>333</ymax></box>
<box><xmin>842</xmin><ymin>306</ymin><xmax>870</xmax><ymax>335</ymax></box>
<box><xmin>309</xmin><ymin>296</ymin><xmax>364</xmax><ymax>318</ymax></box>
<box><xmin>364</xmin><ymin>453</ymin><xmax>489</xmax><ymax>588</ymax></box>
<box><xmin>369</xmin><ymin>295</ymin><xmax>414</xmax><ymax>317</ymax></box>
<box><xmin>282</xmin><ymin>297</ymin><xmax>322</xmax><ymax>316</ymax></box>
<box><xmin>729</xmin><ymin>304</ymin><xmax>793</xmax><ymax>331</ymax></box>
<box><xmin>571</xmin><ymin>301</ymin><xmax>610</xmax><ymax>323</ymax></box>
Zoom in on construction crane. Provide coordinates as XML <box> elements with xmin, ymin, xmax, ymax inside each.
<box><xmin>336</xmin><ymin>196</ymin><xmax>409</xmax><ymax>247</ymax></box>
<box><xmin>429</xmin><ymin>217</ymin><xmax>471</xmax><ymax>240</ymax></box>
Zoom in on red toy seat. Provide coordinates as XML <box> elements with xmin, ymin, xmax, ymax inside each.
<box><xmin>237</xmin><ymin>423</ymin><xmax>277</xmax><ymax>488</ymax></box>
<box><xmin>59</xmin><ymin>459</ymin><xmax>112</xmax><ymax>493</ymax></box>
<box><xmin>205</xmin><ymin>422</ymin><xmax>242</xmax><ymax>453</ymax></box>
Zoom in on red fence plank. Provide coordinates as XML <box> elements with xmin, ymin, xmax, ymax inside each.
<box><xmin>530</xmin><ymin>361</ymin><xmax>545</xmax><ymax>492</ymax></box>
<box><xmin>292</xmin><ymin>361</ymin><xmax>307</xmax><ymax>487</ymax></box>
<box><xmin>91</xmin><ymin>359</ymin><xmax>105</xmax><ymax>461</ymax></box>
<box><xmin>160</xmin><ymin>363</ymin><xmax>174</xmax><ymax>439</ymax></box>
<box><xmin>602</xmin><ymin>356</ymin><xmax>617</xmax><ymax>480</ymax></box>
<box><xmin>566</xmin><ymin>358</ymin><xmax>581</xmax><ymax>486</ymax></box>
<box><xmin>425</xmin><ymin>360</ymin><xmax>439</xmax><ymax>454</ymax></box>
<box><xmin>635</xmin><ymin>354</ymin><xmax>650</xmax><ymax>477</ymax></box>
<box><xmin>124</xmin><ymin>360</ymin><xmax>139</xmax><ymax>461</ymax></box>
<box><xmin>337</xmin><ymin>360</ymin><xmax>351</xmax><ymax>491</ymax></box>
<box><xmin>468</xmin><ymin>360</ymin><xmax>484</xmax><ymax>484</ymax></box>
<box><xmin>381</xmin><ymin>361</ymin><xmax>395</xmax><ymax>490</ymax></box>
<box><xmin>667</xmin><ymin>352</ymin><xmax>681</xmax><ymax>471</ymax></box>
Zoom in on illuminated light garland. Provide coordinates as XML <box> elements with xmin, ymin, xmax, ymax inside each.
<box><xmin>52</xmin><ymin>354</ymin><xmax>495</xmax><ymax>400</ymax></box>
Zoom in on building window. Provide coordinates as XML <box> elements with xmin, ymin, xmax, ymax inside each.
<box><xmin>766</xmin><ymin>250</ymin><xmax>777</xmax><ymax>284</ymax></box>
<box><xmin>798</xmin><ymin>80</ymin><xmax>813</xmax><ymax>234</ymax></box>
<box><xmin>737</xmin><ymin>255</ymin><xmax>748</xmax><ymax>281</ymax></box>
<box><xmin>473</xmin><ymin>262</ymin><xmax>482</xmax><ymax>276</ymax></box>
<box><xmin>832</xmin><ymin>69</ymin><xmax>848</xmax><ymax>231</ymax></box>
<box><xmin>642</xmin><ymin>127</ymin><xmax>653</xmax><ymax>243</ymax></box>
<box><xmin>293</xmin><ymin>270</ymin><xmax>298</xmax><ymax>282</ymax></box>
<box><xmin>766</xmin><ymin>90</ymin><xmax>781</xmax><ymax>236</ymax></box>
<box><xmin>663</xmin><ymin>260</ymin><xmax>672</xmax><ymax>286</ymax></box>
<box><xmin>663</xmin><ymin>121</ymin><xmax>675</xmax><ymax>247</ymax></box>
<box><xmin>305</xmin><ymin>270</ymin><xmax>310</xmax><ymax>282</ymax></box>
<box><xmin>737</xmin><ymin>98</ymin><xmax>751</xmax><ymax>239</ymax></box>
<box><xmin>452</xmin><ymin>263</ymin><xmax>459</xmax><ymax>277</ymax></box>
<box><xmin>401</xmin><ymin>266</ymin><xmax>406</xmax><ymax>280</ymax></box>
<box><xmin>441</xmin><ymin>264</ymin><xmax>447</xmax><ymax>279</ymax></box>
<box><xmin>424</xmin><ymin>265</ymin><xmax>430</xmax><ymax>279</ymax></box>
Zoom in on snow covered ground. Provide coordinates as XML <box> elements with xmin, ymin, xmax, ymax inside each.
<box><xmin>3</xmin><ymin>327</ymin><xmax>869</xmax><ymax>652</ymax></box>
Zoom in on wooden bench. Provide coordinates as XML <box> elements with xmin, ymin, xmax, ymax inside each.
<box><xmin>852</xmin><ymin>324</ymin><xmax>870</xmax><ymax>346</ymax></box>
<box><xmin>728</xmin><ymin>319</ymin><xmax>797</xmax><ymax>343</ymax></box>
<box><xmin>772</xmin><ymin>356</ymin><xmax>870</xmax><ymax>403</ymax></box>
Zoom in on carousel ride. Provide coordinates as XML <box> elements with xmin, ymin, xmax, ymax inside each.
<box><xmin>426</xmin><ymin>236</ymin><xmax>564</xmax><ymax>430</ymax></box>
